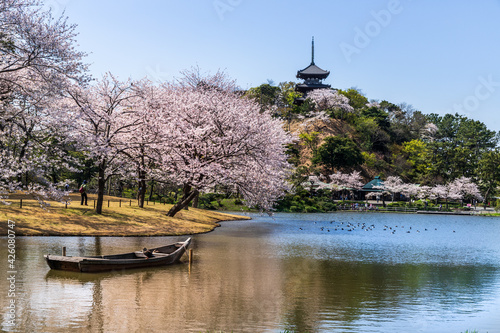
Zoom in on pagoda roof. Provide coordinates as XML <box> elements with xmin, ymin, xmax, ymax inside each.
<box><xmin>361</xmin><ymin>176</ymin><xmax>384</xmax><ymax>192</ymax></box>
<box><xmin>296</xmin><ymin>82</ymin><xmax>331</xmax><ymax>91</ymax></box>
<box><xmin>296</xmin><ymin>63</ymin><xmax>330</xmax><ymax>79</ymax></box>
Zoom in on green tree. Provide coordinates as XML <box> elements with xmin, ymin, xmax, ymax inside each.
<box><xmin>355</xmin><ymin>118</ymin><xmax>390</xmax><ymax>152</ymax></box>
<box><xmin>299</xmin><ymin>131</ymin><xmax>321</xmax><ymax>152</ymax></box>
<box><xmin>401</xmin><ymin>139</ymin><xmax>432</xmax><ymax>181</ymax></box>
<box><xmin>285</xmin><ymin>143</ymin><xmax>301</xmax><ymax>167</ymax></box>
<box><xmin>338</xmin><ymin>88</ymin><xmax>368</xmax><ymax>111</ymax></box>
<box><xmin>379</xmin><ymin>100</ymin><xmax>401</xmax><ymax>113</ymax></box>
<box><xmin>312</xmin><ymin>136</ymin><xmax>363</xmax><ymax>172</ymax></box>
<box><xmin>478</xmin><ymin>149</ymin><xmax>500</xmax><ymax>204</ymax></box>
<box><xmin>387</xmin><ymin>103</ymin><xmax>428</xmax><ymax>144</ymax></box>
<box><xmin>425</xmin><ymin>113</ymin><xmax>497</xmax><ymax>181</ymax></box>
<box><xmin>244</xmin><ymin>83</ymin><xmax>280</xmax><ymax>111</ymax></box>
<box><xmin>361</xmin><ymin>106</ymin><xmax>390</xmax><ymax>132</ymax></box>
<box><xmin>278</xmin><ymin>81</ymin><xmax>302</xmax><ymax>107</ymax></box>
<box><xmin>277</xmin><ymin>81</ymin><xmax>303</xmax><ymax>128</ymax></box>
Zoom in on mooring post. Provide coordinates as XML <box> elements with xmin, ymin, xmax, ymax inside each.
<box><xmin>20</xmin><ymin>199</ymin><xmax>22</xmax><ymax>209</ymax></box>
<box><xmin>108</xmin><ymin>200</ymin><xmax>110</xmax><ymax>207</ymax></box>
<box><xmin>188</xmin><ymin>249</ymin><xmax>193</xmax><ymax>264</ymax></box>
<box><xmin>62</xmin><ymin>246</ymin><xmax>66</xmax><ymax>256</ymax></box>
<box><xmin>130</xmin><ymin>200</ymin><xmax>132</xmax><ymax>206</ymax></box>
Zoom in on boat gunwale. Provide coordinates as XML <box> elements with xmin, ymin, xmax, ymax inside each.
<box><xmin>44</xmin><ymin>238</ymin><xmax>191</xmax><ymax>272</ymax></box>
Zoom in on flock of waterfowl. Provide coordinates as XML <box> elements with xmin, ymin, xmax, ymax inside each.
<box><xmin>298</xmin><ymin>219</ymin><xmax>456</xmax><ymax>234</ymax></box>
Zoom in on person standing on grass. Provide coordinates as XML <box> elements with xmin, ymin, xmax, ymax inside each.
<box><xmin>80</xmin><ymin>180</ymin><xmax>88</xmax><ymax>205</ymax></box>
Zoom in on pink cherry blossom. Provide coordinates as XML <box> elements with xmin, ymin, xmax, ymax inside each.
<box><xmin>329</xmin><ymin>171</ymin><xmax>363</xmax><ymax>190</ymax></box>
<box><xmin>65</xmin><ymin>73</ymin><xmax>142</xmax><ymax>213</ymax></box>
<box><xmin>307</xmin><ymin>89</ymin><xmax>353</xmax><ymax>113</ymax></box>
<box><xmin>0</xmin><ymin>0</ymin><xmax>87</xmax><ymax>205</ymax></box>
<box><xmin>150</xmin><ymin>72</ymin><xmax>294</xmax><ymax>216</ymax></box>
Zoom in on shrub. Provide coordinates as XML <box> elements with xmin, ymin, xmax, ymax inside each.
<box><xmin>322</xmin><ymin>202</ymin><xmax>337</xmax><ymax>211</ymax></box>
<box><xmin>304</xmin><ymin>206</ymin><xmax>319</xmax><ymax>213</ymax></box>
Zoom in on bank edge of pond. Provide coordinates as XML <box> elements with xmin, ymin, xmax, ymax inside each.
<box><xmin>240</xmin><ymin>209</ymin><xmax>499</xmax><ymax>217</ymax></box>
<box><xmin>0</xmin><ymin>195</ymin><xmax>251</xmax><ymax>237</ymax></box>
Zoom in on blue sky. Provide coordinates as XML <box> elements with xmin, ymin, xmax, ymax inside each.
<box><xmin>49</xmin><ymin>0</ymin><xmax>500</xmax><ymax>133</ymax></box>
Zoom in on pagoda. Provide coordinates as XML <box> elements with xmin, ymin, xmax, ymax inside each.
<box><xmin>294</xmin><ymin>37</ymin><xmax>331</xmax><ymax>105</ymax></box>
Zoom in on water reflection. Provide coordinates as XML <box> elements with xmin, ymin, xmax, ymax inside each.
<box><xmin>280</xmin><ymin>258</ymin><xmax>499</xmax><ymax>332</ymax></box>
<box><xmin>1</xmin><ymin>213</ymin><xmax>500</xmax><ymax>332</ymax></box>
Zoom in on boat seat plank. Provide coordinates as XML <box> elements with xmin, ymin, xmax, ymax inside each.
<box><xmin>134</xmin><ymin>251</ymin><xmax>148</xmax><ymax>258</ymax></box>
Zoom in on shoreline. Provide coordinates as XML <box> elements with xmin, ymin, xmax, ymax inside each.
<box><xmin>0</xmin><ymin>193</ymin><xmax>251</xmax><ymax>237</ymax></box>
<box><xmin>1</xmin><ymin>211</ymin><xmax>251</xmax><ymax>237</ymax></box>
<box><xmin>2</xmin><ymin>193</ymin><xmax>497</xmax><ymax>237</ymax></box>
<box><xmin>5</xmin><ymin>214</ymin><xmax>251</xmax><ymax>237</ymax></box>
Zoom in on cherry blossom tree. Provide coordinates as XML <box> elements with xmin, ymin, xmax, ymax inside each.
<box><xmin>1</xmin><ymin>0</ymin><xmax>88</xmax><ymax>204</ymax></box>
<box><xmin>0</xmin><ymin>79</ymin><xmax>78</xmax><ymax>205</ymax></box>
<box><xmin>153</xmin><ymin>73</ymin><xmax>293</xmax><ymax>217</ymax></box>
<box><xmin>298</xmin><ymin>89</ymin><xmax>353</xmax><ymax>132</ymax></box>
<box><xmin>118</xmin><ymin>79</ymin><xmax>167</xmax><ymax>208</ymax></box>
<box><xmin>429</xmin><ymin>184</ymin><xmax>448</xmax><ymax>204</ymax></box>
<box><xmin>429</xmin><ymin>178</ymin><xmax>482</xmax><ymax>208</ymax></box>
<box><xmin>307</xmin><ymin>89</ymin><xmax>353</xmax><ymax>115</ymax></box>
<box><xmin>416</xmin><ymin>185</ymin><xmax>432</xmax><ymax>200</ymax></box>
<box><xmin>176</xmin><ymin>66</ymin><xmax>238</xmax><ymax>92</ymax></box>
<box><xmin>374</xmin><ymin>176</ymin><xmax>404</xmax><ymax>202</ymax></box>
<box><xmin>447</xmin><ymin>177</ymin><xmax>483</xmax><ymax>202</ymax></box>
<box><xmin>306</xmin><ymin>172</ymin><xmax>363</xmax><ymax>199</ymax></box>
<box><xmin>329</xmin><ymin>171</ymin><xmax>363</xmax><ymax>189</ymax></box>
<box><xmin>0</xmin><ymin>0</ymin><xmax>88</xmax><ymax>91</ymax></box>
<box><xmin>304</xmin><ymin>175</ymin><xmax>326</xmax><ymax>192</ymax></box>
<box><xmin>400</xmin><ymin>183</ymin><xmax>419</xmax><ymax>201</ymax></box>
<box><xmin>329</xmin><ymin>171</ymin><xmax>363</xmax><ymax>200</ymax></box>
<box><xmin>66</xmin><ymin>74</ymin><xmax>141</xmax><ymax>214</ymax></box>
<box><xmin>374</xmin><ymin>177</ymin><xmax>434</xmax><ymax>204</ymax></box>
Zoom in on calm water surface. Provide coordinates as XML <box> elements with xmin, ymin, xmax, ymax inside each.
<box><xmin>1</xmin><ymin>212</ymin><xmax>500</xmax><ymax>332</ymax></box>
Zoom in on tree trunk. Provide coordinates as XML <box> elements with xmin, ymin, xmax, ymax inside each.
<box><xmin>148</xmin><ymin>181</ymin><xmax>155</xmax><ymax>201</ymax></box>
<box><xmin>484</xmin><ymin>187</ymin><xmax>491</xmax><ymax>209</ymax></box>
<box><xmin>96</xmin><ymin>163</ymin><xmax>106</xmax><ymax>214</ymax></box>
<box><xmin>166</xmin><ymin>184</ymin><xmax>199</xmax><ymax>217</ymax></box>
<box><xmin>137</xmin><ymin>152</ymin><xmax>148</xmax><ymax>208</ymax></box>
<box><xmin>192</xmin><ymin>192</ymin><xmax>199</xmax><ymax>208</ymax></box>
<box><xmin>107</xmin><ymin>176</ymin><xmax>112</xmax><ymax>196</ymax></box>
<box><xmin>183</xmin><ymin>184</ymin><xmax>191</xmax><ymax>211</ymax></box>
<box><xmin>137</xmin><ymin>170</ymin><xmax>147</xmax><ymax>208</ymax></box>
<box><xmin>117</xmin><ymin>180</ymin><xmax>123</xmax><ymax>197</ymax></box>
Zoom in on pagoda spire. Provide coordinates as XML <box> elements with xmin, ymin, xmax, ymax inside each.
<box><xmin>311</xmin><ymin>36</ymin><xmax>315</xmax><ymax>65</ymax></box>
<box><xmin>294</xmin><ymin>37</ymin><xmax>331</xmax><ymax>105</ymax></box>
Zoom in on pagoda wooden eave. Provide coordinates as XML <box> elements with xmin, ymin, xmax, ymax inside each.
<box><xmin>295</xmin><ymin>82</ymin><xmax>331</xmax><ymax>92</ymax></box>
<box><xmin>296</xmin><ymin>63</ymin><xmax>330</xmax><ymax>79</ymax></box>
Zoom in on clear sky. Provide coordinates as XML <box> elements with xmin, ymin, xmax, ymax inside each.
<box><xmin>48</xmin><ymin>0</ymin><xmax>500</xmax><ymax>133</ymax></box>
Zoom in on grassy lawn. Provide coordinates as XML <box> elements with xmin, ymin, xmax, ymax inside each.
<box><xmin>0</xmin><ymin>193</ymin><xmax>250</xmax><ymax>236</ymax></box>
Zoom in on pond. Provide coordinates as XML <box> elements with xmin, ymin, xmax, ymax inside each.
<box><xmin>1</xmin><ymin>212</ymin><xmax>500</xmax><ymax>332</ymax></box>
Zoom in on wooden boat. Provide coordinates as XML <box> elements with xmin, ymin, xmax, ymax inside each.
<box><xmin>44</xmin><ymin>238</ymin><xmax>191</xmax><ymax>273</ymax></box>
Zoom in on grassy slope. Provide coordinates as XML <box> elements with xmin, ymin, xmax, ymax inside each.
<box><xmin>0</xmin><ymin>193</ymin><xmax>250</xmax><ymax>236</ymax></box>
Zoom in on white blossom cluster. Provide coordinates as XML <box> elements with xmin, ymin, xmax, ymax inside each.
<box><xmin>1</xmin><ymin>0</ymin><xmax>87</xmax><ymax>205</ymax></box>
<box><xmin>373</xmin><ymin>176</ymin><xmax>483</xmax><ymax>202</ymax></box>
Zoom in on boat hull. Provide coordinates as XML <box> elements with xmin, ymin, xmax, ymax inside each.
<box><xmin>44</xmin><ymin>238</ymin><xmax>191</xmax><ymax>273</ymax></box>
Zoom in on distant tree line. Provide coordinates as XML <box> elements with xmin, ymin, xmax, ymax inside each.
<box><xmin>244</xmin><ymin>82</ymin><xmax>500</xmax><ymax>207</ymax></box>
